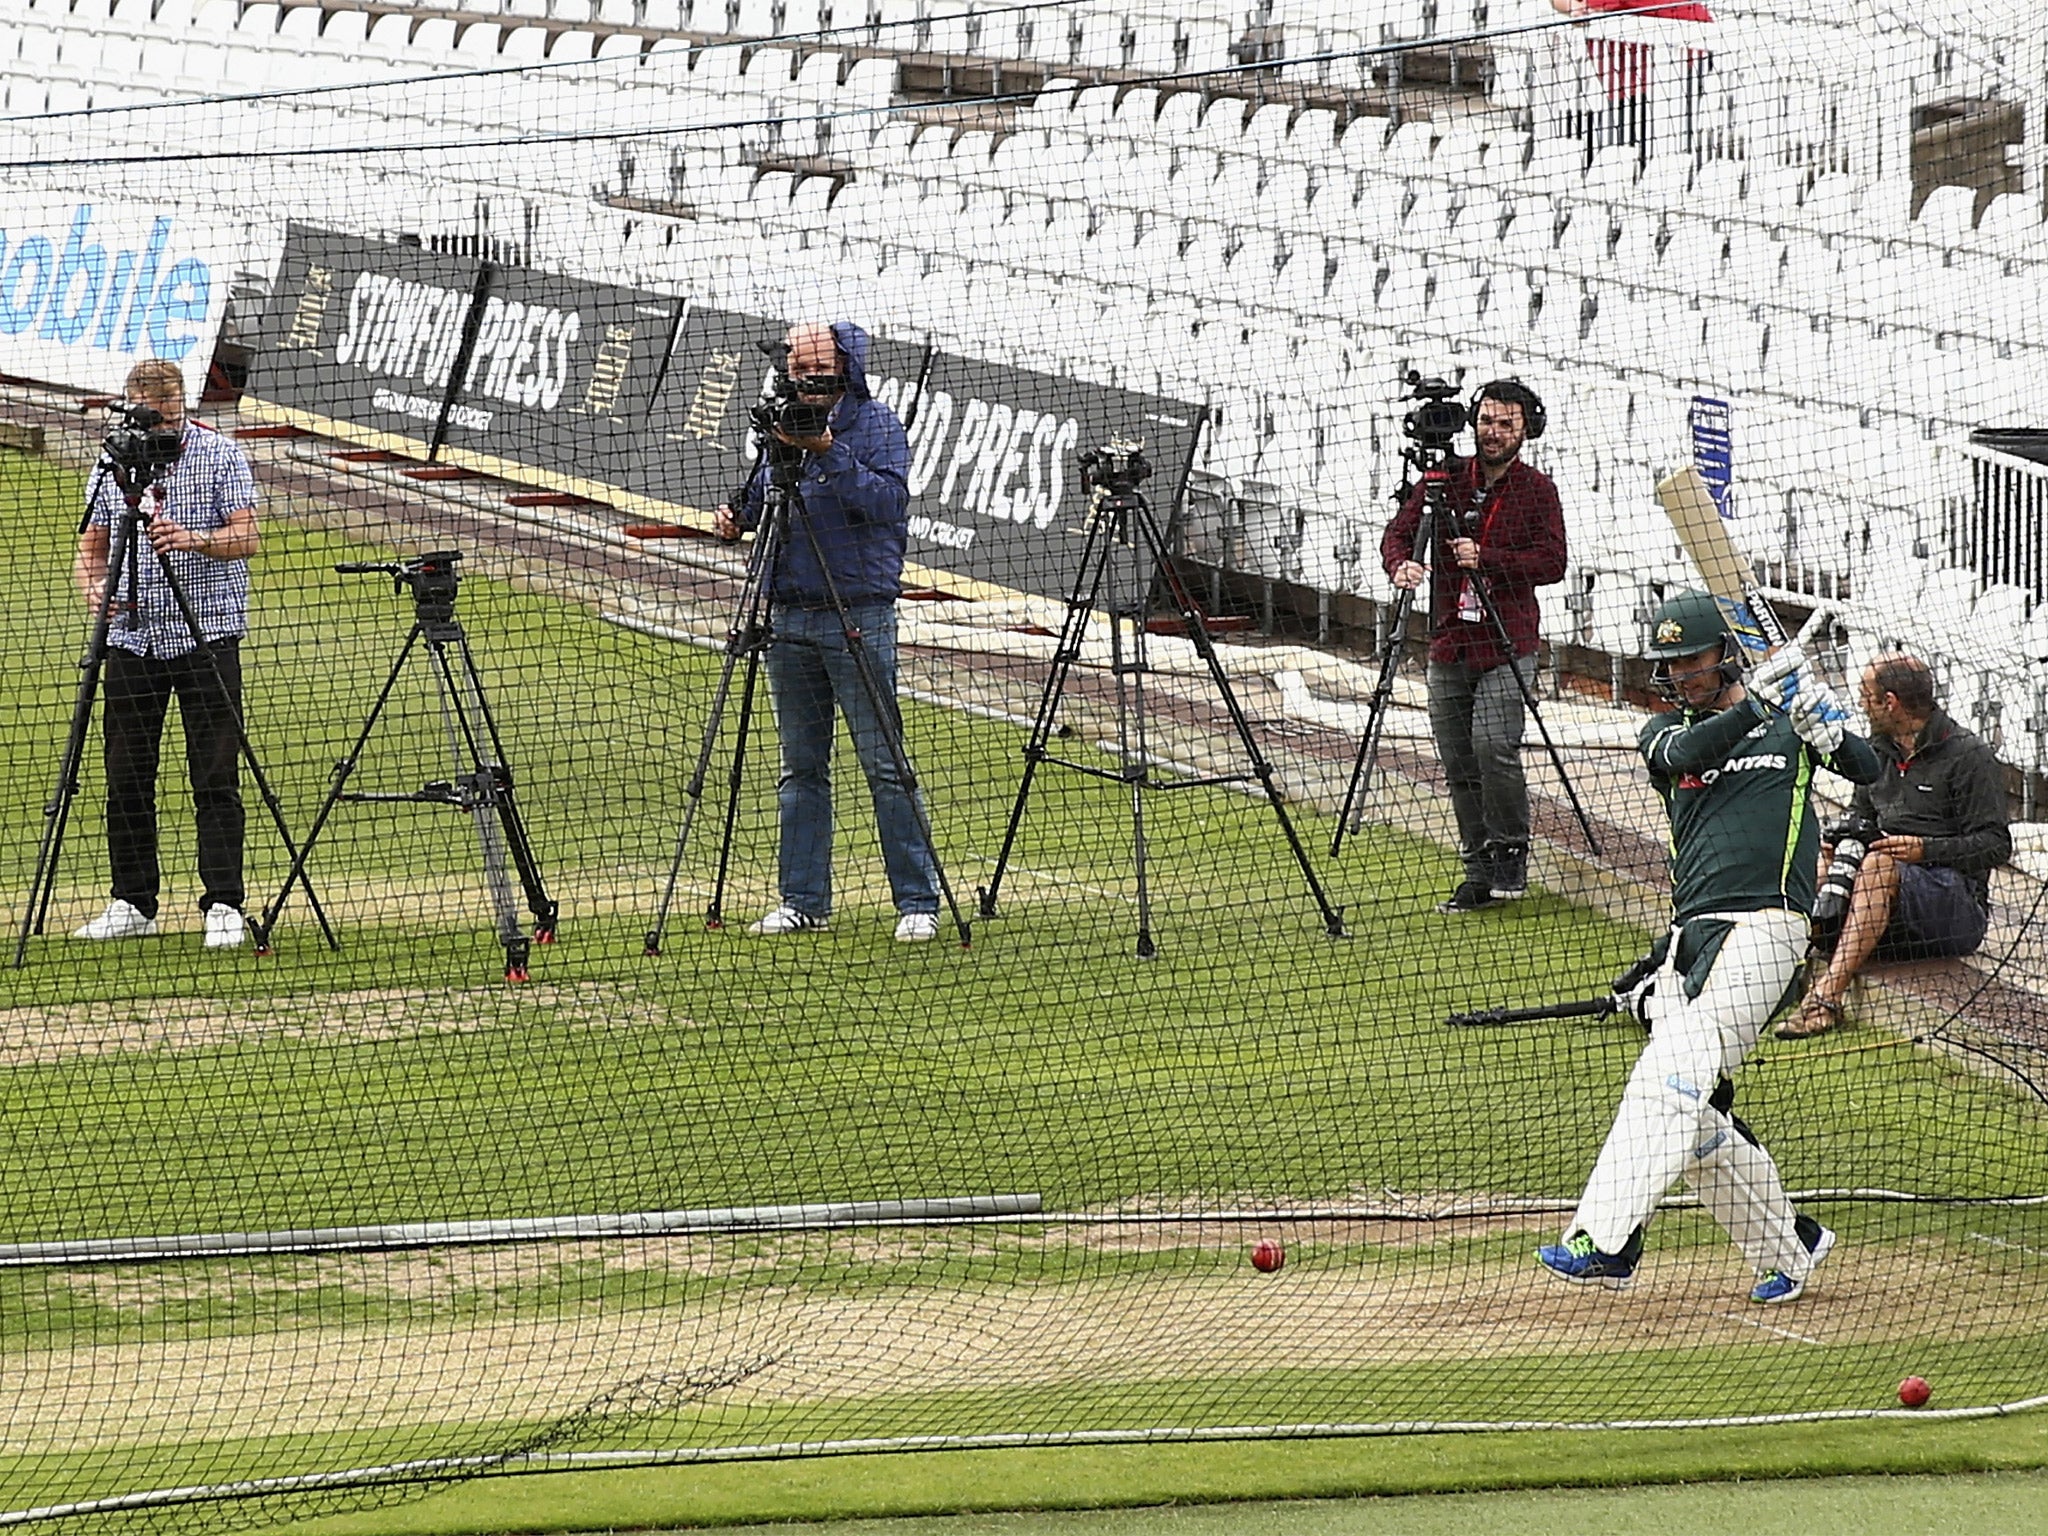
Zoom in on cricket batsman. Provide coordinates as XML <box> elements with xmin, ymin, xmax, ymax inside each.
<box><xmin>1539</xmin><ymin>591</ymin><xmax>1881</xmax><ymax>1303</ymax></box>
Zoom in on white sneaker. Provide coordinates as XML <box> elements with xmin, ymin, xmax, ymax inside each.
<box><xmin>72</xmin><ymin>900</ymin><xmax>157</xmax><ymax>941</ymax></box>
<box><xmin>747</xmin><ymin>905</ymin><xmax>828</xmax><ymax>935</ymax></box>
<box><xmin>203</xmin><ymin>905</ymin><xmax>246</xmax><ymax>949</ymax></box>
<box><xmin>894</xmin><ymin>912</ymin><xmax>939</xmax><ymax>943</ymax></box>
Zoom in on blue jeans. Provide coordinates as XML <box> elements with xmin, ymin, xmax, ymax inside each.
<box><xmin>765</xmin><ymin>602</ymin><xmax>938</xmax><ymax>919</ymax></box>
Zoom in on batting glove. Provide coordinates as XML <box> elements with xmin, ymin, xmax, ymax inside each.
<box><xmin>1610</xmin><ymin>962</ymin><xmax>1660</xmax><ymax>1028</ymax></box>
<box><xmin>1790</xmin><ymin>682</ymin><xmax>1846</xmax><ymax>755</ymax></box>
<box><xmin>1749</xmin><ymin>642</ymin><xmax>1805</xmax><ymax>701</ymax></box>
<box><xmin>1613</xmin><ymin>974</ymin><xmax>1657</xmax><ymax>1029</ymax></box>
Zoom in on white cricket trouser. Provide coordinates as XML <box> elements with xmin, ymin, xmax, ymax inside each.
<box><xmin>1570</xmin><ymin>907</ymin><xmax>1812</xmax><ymax>1279</ymax></box>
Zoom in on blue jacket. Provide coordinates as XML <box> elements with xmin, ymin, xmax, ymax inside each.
<box><xmin>736</xmin><ymin>322</ymin><xmax>909</xmax><ymax>608</ymax></box>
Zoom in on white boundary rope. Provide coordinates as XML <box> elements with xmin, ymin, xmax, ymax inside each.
<box><xmin>6</xmin><ymin>1188</ymin><xmax>2043</xmax><ymax>1266</ymax></box>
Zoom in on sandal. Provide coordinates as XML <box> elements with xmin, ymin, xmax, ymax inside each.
<box><xmin>1774</xmin><ymin>995</ymin><xmax>1844</xmax><ymax>1040</ymax></box>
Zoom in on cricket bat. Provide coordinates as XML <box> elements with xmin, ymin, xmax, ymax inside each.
<box><xmin>1656</xmin><ymin>465</ymin><xmax>1844</xmax><ymax>721</ymax></box>
<box><xmin>1654</xmin><ymin>465</ymin><xmax>1785</xmax><ymax>661</ymax></box>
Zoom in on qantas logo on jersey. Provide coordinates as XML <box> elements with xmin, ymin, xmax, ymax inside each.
<box><xmin>1678</xmin><ymin>751</ymin><xmax>1789</xmax><ymax>789</ymax></box>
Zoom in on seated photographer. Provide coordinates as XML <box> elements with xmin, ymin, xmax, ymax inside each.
<box><xmin>713</xmin><ymin>320</ymin><xmax>941</xmax><ymax>943</ymax></box>
<box><xmin>1777</xmin><ymin>654</ymin><xmax>2012</xmax><ymax>1039</ymax></box>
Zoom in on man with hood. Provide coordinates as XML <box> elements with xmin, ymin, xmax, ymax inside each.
<box><xmin>715</xmin><ymin>321</ymin><xmax>941</xmax><ymax>942</ymax></box>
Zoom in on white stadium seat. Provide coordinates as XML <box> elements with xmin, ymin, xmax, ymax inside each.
<box><xmin>1917</xmin><ymin>184</ymin><xmax>1979</xmax><ymax>243</ymax></box>
<box><xmin>1179</xmin><ymin>17</ymin><xmax>1234</xmax><ymax>73</ymax></box>
<box><xmin>1975</xmin><ymin>192</ymin><xmax>2044</xmax><ymax>257</ymax></box>
<box><xmin>457</xmin><ymin>23</ymin><xmax>504</xmax><ymax>59</ymax></box>
<box><xmin>1128</xmin><ymin>18</ymin><xmax>1179</xmax><ymax>75</ymax></box>
<box><xmin>9</xmin><ymin>0</ymin><xmax>2033</xmax><ymax>711</ymax></box>
<box><xmin>413</xmin><ymin>18</ymin><xmax>462</xmax><ymax>59</ymax></box>
<box><xmin>1634</xmin><ymin>150</ymin><xmax>1692</xmax><ymax>206</ymax></box>
<box><xmin>503</xmin><ymin>26</ymin><xmax>550</xmax><ymax>64</ymax></box>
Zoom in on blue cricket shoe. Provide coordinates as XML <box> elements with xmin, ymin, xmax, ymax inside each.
<box><xmin>1538</xmin><ymin>1227</ymin><xmax>1643</xmax><ymax>1291</ymax></box>
<box><xmin>1751</xmin><ymin>1219</ymin><xmax>1836</xmax><ymax>1305</ymax></box>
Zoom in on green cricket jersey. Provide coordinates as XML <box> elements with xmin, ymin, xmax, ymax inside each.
<box><xmin>1640</xmin><ymin>696</ymin><xmax>1882</xmax><ymax>921</ymax></box>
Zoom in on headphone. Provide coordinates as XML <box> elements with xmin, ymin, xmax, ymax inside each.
<box><xmin>1468</xmin><ymin>378</ymin><xmax>1548</xmax><ymax>440</ymax></box>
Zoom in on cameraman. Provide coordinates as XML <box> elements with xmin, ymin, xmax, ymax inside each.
<box><xmin>70</xmin><ymin>359</ymin><xmax>260</xmax><ymax>948</ymax></box>
<box><xmin>1777</xmin><ymin>653</ymin><xmax>2011</xmax><ymax>1038</ymax></box>
<box><xmin>713</xmin><ymin>321</ymin><xmax>940</xmax><ymax>943</ymax></box>
<box><xmin>1380</xmin><ymin>380</ymin><xmax>1566</xmax><ymax>912</ymax></box>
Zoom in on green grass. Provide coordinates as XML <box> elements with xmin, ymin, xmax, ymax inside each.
<box><xmin>3</xmin><ymin>449</ymin><xmax>2047</xmax><ymax>1526</ymax></box>
<box><xmin>309</xmin><ymin>1464</ymin><xmax>2048</xmax><ymax>1536</ymax></box>
<box><xmin>271</xmin><ymin>1419</ymin><xmax>2048</xmax><ymax>1534</ymax></box>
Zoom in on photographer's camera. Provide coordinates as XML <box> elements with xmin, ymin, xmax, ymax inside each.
<box><xmin>746</xmin><ymin>337</ymin><xmax>844</xmax><ymax>474</ymax></box>
<box><xmin>102</xmin><ymin>402</ymin><xmax>184</xmax><ymax>478</ymax></box>
<box><xmin>1401</xmin><ymin>371</ymin><xmax>1466</xmax><ymax>450</ymax></box>
<box><xmin>1080</xmin><ymin>438</ymin><xmax>1153</xmax><ymax>498</ymax></box>
<box><xmin>1811</xmin><ymin>815</ymin><xmax>1879</xmax><ymax>952</ymax></box>
<box><xmin>336</xmin><ymin>550</ymin><xmax>463</xmax><ymax>625</ymax></box>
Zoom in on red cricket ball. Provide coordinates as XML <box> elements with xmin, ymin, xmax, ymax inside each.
<box><xmin>1898</xmin><ymin>1376</ymin><xmax>1932</xmax><ymax>1407</ymax></box>
<box><xmin>1251</xmin><ymin>1239</ymin><xmax>1285</xmax><ymax>1273</ymax></box>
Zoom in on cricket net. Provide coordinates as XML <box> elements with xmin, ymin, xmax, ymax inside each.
<box><xmin>0</xmin><ymin>0</ymin><xmax>2045</xmax><ymax>1527</ymax></box>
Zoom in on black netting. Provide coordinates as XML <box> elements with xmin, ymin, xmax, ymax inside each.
<box><xmin>1</xmin><ymin>0</ymin><xmax>2045</xmax><ymax>1527</ymax></box>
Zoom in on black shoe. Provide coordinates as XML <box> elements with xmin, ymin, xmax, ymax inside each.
<box><xmin>1436</xmin><ymin>879</ymin><xmax>1501</xmax><ymax>914</ymax></box>
<box><xmin>1489</xmin><ymin>841</ymin><xmax>1529</xmax><ymax>901</ymax></box>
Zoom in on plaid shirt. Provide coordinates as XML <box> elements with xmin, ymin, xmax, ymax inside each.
<box><xmin>89</xmin><ymin>420</ymin><xmax>258</xmax><ymax>659</ymax></box>
<box><xmin>1379</xmin><ymin>456</ymin><xmax>1566</xmax><ymax>669</ymax></box>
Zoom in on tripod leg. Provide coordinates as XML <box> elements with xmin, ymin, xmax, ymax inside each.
<box><xmin>424</xmin><ymin>636</ymin><xmax>528</xmax><ymax>981</ymax></box>
<box><xmin>17</xmin><ymin>504</ymin><xmax>154</xmax><ymax>965</ymax></box>
<box><xmin>647</xmin><ymin>634</ymin><xmax>754</xmax><ymax>948</ymax></box>
<box><xmin>450</xmin><ymin>635</ymin><xmax>559</xmax><ymax>941</ymax></box>
<box><xmin>1466</xmin><ymin>576</ymin><xmax>1603</xmax><ymax>858</ymax></box>
<box><xmin>1505</xmin><ymin>650</ymin><xmax>1602</xmax><ymax>857</ymax></box>
<box><xmin>980</xmin><ymin>509</ymin><xmax>1114</xmax><ymax>919</ymax></box>
<box><xmin>138</xmin><ymin>533</ymin><xmax>340</xmax><ymax>950</ymax></box>
<box><xmin>1137</xmin><ymin>498</ymin><xmax>1349</xmax><ymax>939</ymax></box>
<box><xmin>833</xmin><ymin>612</ymin><xmax>973</xmax><ymax>946</ymax></box>
<box><xmin>14</xmin><ymin>588</ymin><xmax>125</xmax><ymax>968</ymax></box>
<box><xmin>706</xmin><ymin>639</ymin><xmax>766</xmax><ymax>930</ymax></box>
<box><xmin>1335</xmin><ymin>489</ymin><xmax>1438</xmax><ymax>858</ymax></box>
<box><xmin>1330</xmin><ymin>586</ymin><xmax>1416</xmax><ymax>858</ymax></box>
<box><xmin>253</xmin><ymin>625</ymin><xmax>424</xmax><ymax>955</ymax></box>
<box><xmin>646</xmin><ymin>567</ymin><xmax>776</xmax><ymax>953</ymax></box>
<box><xmin>647</xmin><ymin>509</ymin><xmax>786</xmax><ymax>954</ymax></box>
<box><xmin>219</xmin><ymin>661</ymin><xmax>341</xmax><ymax>950</ymax></box>
<box><xmin>1109</xmin><ymin>534</ymin><xmax>1157</xmax><ymax>960</ymax></box>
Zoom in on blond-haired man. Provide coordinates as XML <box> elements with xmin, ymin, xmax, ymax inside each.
<box><xmin>72</xmin><ymin>360</ymin><xmax>260</xmax><ymax>948</ymax></box>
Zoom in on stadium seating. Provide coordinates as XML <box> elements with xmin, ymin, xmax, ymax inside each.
<box><xmin>2</xmin><ymin>0</ymin><xmax>2042</xmax><ymax>738</ymax></box>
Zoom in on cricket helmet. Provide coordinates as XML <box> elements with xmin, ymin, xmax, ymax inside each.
<box><xmin>1644</xmin><ymin>589</ymin><xmax>1737</xmax><ymax>661</ymax></box>
<box><xmin>1645</xmin><ymin>589</ymin><xmax>1744</xmax><ymax>701</ymax></box>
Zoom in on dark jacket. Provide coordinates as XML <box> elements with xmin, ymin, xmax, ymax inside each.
<box><xmin>1849</xmin><ymin>707</ymin><xmax>2012</xmax><ymax>909</ymax></box>
<box><xmin>736</xmin><ymin>321</ymin><xmax>909</xmax><ymax>607</ymax></box>
<box><xmin>1379</xmin><ymin>456</ymin><xmax>1566</xmax><ymax>668</ymax></box>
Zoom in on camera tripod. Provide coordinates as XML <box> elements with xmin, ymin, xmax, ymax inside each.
<box><xmin>251</xmin><ymin>551</ymin><xmax>557</xmax><ymax>982</ymax></box>
<box><xmin>14</xmin><ymin>456</ymin><xmax>332</xmax><ymax>968</ymax></box>
<box><xmin>1331</xmin><ymin>448</ymin><xmax>1601</xmax><ymax>860</ymax></box>
<box><xmin>643</xmin><ymin>445</ymin><xmax>970</xmax><ymax>953</ymax></box>
<box><xmin>977</xmin><ymin>466</ymin><xmax>1348</xmax><ymax>958</ymax></box>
